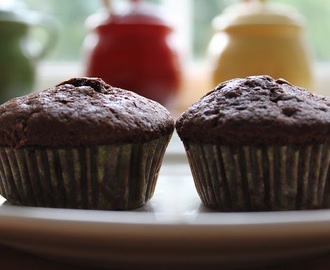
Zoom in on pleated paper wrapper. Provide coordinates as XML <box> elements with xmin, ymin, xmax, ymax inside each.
<box><xmin>0</xmin><ymin>135</ymin><xmax>171</xmax><ymax>210</ymax></box>
<box><xmin>184</xmin><ymin>143</ymin><xmax>330</xmax><ymax>211</ymax></box>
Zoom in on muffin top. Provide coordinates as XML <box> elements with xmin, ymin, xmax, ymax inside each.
<box><xmin>176</xmin><ymin>75</ymin><xmax>330</xmax><ymax>145</ymax></box>
<box><xmin>0</xmin><ymin>77</ymin><xmax>174</xmax><ymax>148</ymax></box>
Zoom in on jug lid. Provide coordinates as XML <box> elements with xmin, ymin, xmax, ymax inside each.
<box><xmin>213</xmin><ymin>0</ymin><xmax>306</xmax><ymax>31</ymax></box>
<box><xmin>0</xmin><ymin>0</ymin><xmax>33</xmax><ymax>26</ymax></box>
<box><xmin>0</xmin><ymin>9</ymin><xmax>28</xmax><ymax>24</ymax></box>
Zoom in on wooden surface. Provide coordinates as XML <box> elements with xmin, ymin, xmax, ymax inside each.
<box><xmin>1</xmin><ymin>243</ymin><xmax>330</xmax><ymax>270</ymax></box>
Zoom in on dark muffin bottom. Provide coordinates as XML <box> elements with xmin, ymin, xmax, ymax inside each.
<box><xmin>0</xmin><ymin>135</ymin><xmax>171</xmax><ymax>210</ymax></box>
<box><xmin>184</xmin><ymin>142</ymin><xmax>330</xmax><ymax>211</ymax></box>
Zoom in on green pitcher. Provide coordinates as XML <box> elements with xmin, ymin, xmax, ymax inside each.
<box><xmin>0</xmin><ymin>6</ymin><xmax>57</xmax><ymax>103</ymax></box>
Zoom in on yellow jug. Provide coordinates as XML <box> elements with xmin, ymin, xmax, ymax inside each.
<box><xmin>208</xmin><ymin>0</ymin><xmax>313</xmax><ymax>89</ymax></box>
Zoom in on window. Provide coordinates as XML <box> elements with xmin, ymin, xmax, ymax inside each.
<box><xmin>17</xmin><ymin>0</ymin><xmax>330</xmax><ymax>108</ymax></box>
<box><xmin>21</xmin><ymin>0</ymin><xmax>330</xmax><ymax>62</ymax></box>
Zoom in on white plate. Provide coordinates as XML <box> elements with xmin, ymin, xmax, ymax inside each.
<box><xmin>0</xmin><ymin>137</ymin><xmax>330</xmax><ymax>269</ymax></box>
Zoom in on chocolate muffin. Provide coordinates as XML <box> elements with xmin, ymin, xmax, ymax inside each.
<box><xmin>0</xmin><ymin>77</ymin><xmax>174</xmax><ymax>209</ymax></box>
<box><xmin>176</xmin><ymin>75</ymin><xmax>330</xmax><ymax>211</ymax></box>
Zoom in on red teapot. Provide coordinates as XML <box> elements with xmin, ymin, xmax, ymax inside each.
<box><xmin>84</xmin><ymin>0</ymin><xmax>181</xmax><ymax>108</ymax></box>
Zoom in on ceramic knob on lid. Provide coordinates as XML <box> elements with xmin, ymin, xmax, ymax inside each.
<box><xmin>208</xmin><ymin>0</ymin><xmax>313</xmax><ymax>89</ymax></box>
<box><xmin>84</xmin><ymin>0</ymin><xmax>181</xmax><ymax>108</ymax></box>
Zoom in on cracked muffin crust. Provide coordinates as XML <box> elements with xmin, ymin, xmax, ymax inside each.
<box><xmin>0</xmin><ymin>77</ymin><xmax>174</xmax><ymax>148</ymax></box>
<box><xmin>0</xmin><ymin>77</ymin><xmax>174</xmax><ymax>209</ymax></box>
<box><xmin>176</xmin><ymin>75</ymin><xmax>330</xmax><ymax>145</ymax></box>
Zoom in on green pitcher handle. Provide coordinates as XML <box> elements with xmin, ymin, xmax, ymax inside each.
<box><xmin>26</xmin><ymin>10</ymin><xmax>58</xmax><ymax>61</ymax></box>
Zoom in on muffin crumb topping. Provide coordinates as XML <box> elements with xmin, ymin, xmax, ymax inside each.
<box><xmin>176</xmin><ymin>75</ymin><xmax>330</xmax><ymax>145</ymax></box>
<box><xmin>0</xmin><ymin>77</ymin><xmax>174</xmax><ymax>147</ymax></box>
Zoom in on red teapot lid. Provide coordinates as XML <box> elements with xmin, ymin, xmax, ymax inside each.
<box><xmin>112</xmin><ymin>1</ymin><xmax>170</xmax><ymax>26</ymax></box>
<box><xmin>87</xmin><ymin>0</ymin><xmax>172</xmax><ymax>29</ymax></box>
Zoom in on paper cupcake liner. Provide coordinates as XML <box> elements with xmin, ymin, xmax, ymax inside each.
<box><xmin>0</xmin><ymin>135</ymin><xmax>171</xmax><ymax>210</ymax></box>
<box><xmin>184</xmin><ymin>143</ymin><xmax>330</xmax><ymax>211</ymax></box>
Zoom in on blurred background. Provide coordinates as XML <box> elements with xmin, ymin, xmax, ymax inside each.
<box><xmin>1</xmin><ymin>0</ymin><xmax>330</xmax><ymax>114</ymax></box>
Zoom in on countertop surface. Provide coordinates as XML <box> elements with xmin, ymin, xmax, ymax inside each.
<box><xmin>0</xmin><ymin>243</ymin><xmax>330</xmax><ymax>270</ymax></box>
